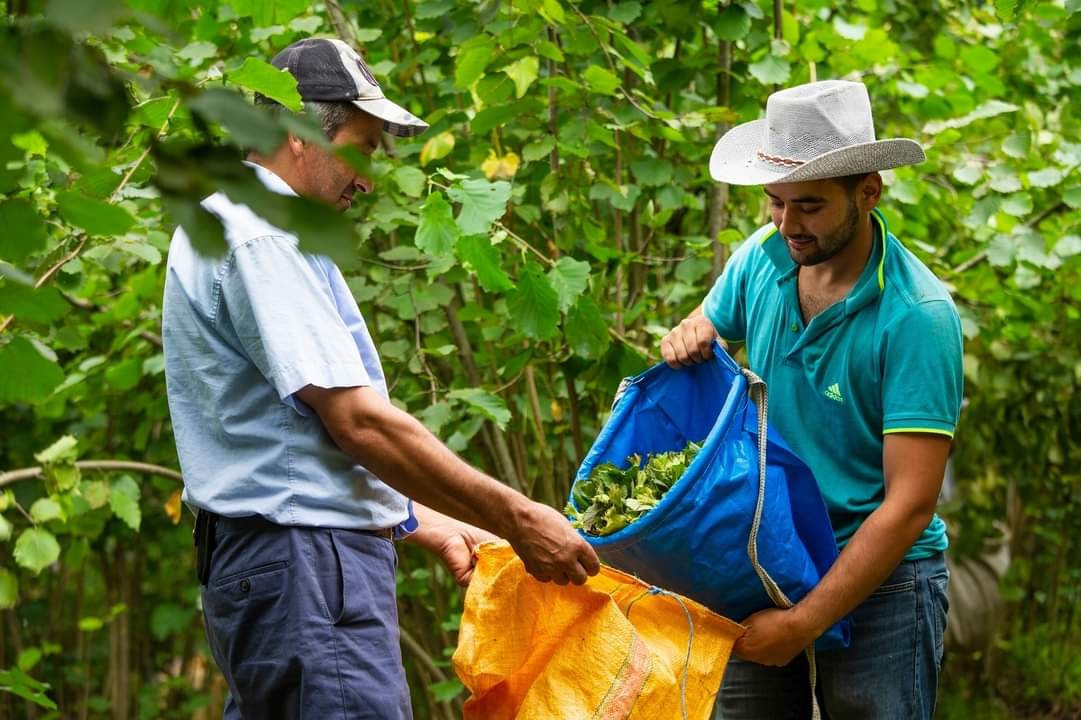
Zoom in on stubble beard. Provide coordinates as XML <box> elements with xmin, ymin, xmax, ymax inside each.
<box><xmin>788</xmin><ymin>198</ymin><xmax>861</xmax><ymax>267</ymax></box>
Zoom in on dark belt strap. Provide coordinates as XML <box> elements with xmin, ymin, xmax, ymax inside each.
<box><xmin>194</xmin><ymin>509</ymin><xmax>393</xmax><ymax>585</ymax></box>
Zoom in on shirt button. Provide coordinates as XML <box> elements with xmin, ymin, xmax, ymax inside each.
<box><xmin>239</xmin><ymin>579</ymin><xmax>251</xmax><ymax>593</ymax></box>
<box><xmin>790</xmin><ymin>323</ymin><xmax>799</xmax><ymax>333</ymax></box>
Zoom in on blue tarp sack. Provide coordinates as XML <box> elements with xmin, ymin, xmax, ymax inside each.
<box><xmin>570</xmin><ymin>344</ymin><xmax>851</xmax><ymax>651</ymax></box>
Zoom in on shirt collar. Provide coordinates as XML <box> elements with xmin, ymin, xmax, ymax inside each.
<box><xmin>242</xmin><ymin>160</ymin><xmax>299</xmax><ymax>198</ymax></box>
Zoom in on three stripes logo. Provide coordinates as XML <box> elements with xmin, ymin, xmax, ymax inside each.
<box><xmin>824</xmin><ymin>382</ymin><xmax>844</xmax><ymax>403</ymax></box>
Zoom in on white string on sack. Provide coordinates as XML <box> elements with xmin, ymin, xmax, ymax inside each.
<box><xmin>741</xmin><ymin>368</ymin><xmax>821</xmax><ymax>720</ymax></box>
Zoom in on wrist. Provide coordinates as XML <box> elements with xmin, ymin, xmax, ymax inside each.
<box><xmin>788</xmin><ymin>601</ymin><xmax>828</xmax><ymax>645</ymax></box>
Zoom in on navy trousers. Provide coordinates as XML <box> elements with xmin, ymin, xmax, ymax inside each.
<box><xmin>200</xmin><ymin>515</ymin><xmax>412</xmax><ymax>719</ymax></box>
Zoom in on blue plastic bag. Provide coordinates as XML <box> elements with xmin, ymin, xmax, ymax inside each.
<box><xmin>570</xmin><ymin>346</ymin><xmax>851</xmax><ymax>650</ymax></box>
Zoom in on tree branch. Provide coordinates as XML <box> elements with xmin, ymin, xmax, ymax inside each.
<box><xmin>0</xmin><ymin>460</ymin><xmax>183</xmax><ymax>488</ymax></box>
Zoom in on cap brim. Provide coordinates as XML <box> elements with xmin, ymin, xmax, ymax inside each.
<box><xmin>709</xmin><ymin>119</ymin><xmax>925</xmax><ymax>185</ymax></box>
<box><xmin>353</xmin><ymin>96</ymin><xmax>428</xmax><ymax>138</ymax></box>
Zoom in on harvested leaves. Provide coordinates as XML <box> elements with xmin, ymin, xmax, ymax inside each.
<box><xmin>567</xmin><ymin>440</ymin><xmax>703</xmax><ymax>536</ymax></box>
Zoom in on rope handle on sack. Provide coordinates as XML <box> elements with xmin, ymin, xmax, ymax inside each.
<box><xmin>625</xmin><ymin>587</ymin><xmax>694</xmax><ymax>720</ymax></box>
<box><xmin>741</xmin><ymin>368</ymin><xmax>822</xmax><ymax>720</ymax></box>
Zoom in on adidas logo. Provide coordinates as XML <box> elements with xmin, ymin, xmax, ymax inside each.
<box><xmin>824</xmin><ymin>383</ymin><xmax>844</xmax><ymax>403</ymax></box>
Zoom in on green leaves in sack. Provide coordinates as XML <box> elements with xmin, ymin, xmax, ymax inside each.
<box><xmin>566</xmin><ymin>440</ymin><xmax>703</xmax><ymax>536</ymax></box>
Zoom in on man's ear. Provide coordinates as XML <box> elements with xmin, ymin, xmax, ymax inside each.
<box><xmin>860</xmin><ymin>172</ymin><xmax>883</xmax><ymax>212</ymax></box>
<box><xmin>286</xmin><ymin>132</ymin><xmax>306</xmax><ymax>158</ymax></box>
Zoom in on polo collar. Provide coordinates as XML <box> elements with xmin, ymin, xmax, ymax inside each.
<box><xmin>761</xmin><ymin>208</ymin><xmax>890</xmax><ymax>316</ymax></box>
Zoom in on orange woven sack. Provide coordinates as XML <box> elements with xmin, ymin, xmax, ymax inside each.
<box><xmin>453</xmin><ymin>542</ymin><xmax>744</xmax><ymax>720</ymax></box>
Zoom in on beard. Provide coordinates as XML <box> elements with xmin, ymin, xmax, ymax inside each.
<box><xmin>785</xmin><ymin>198</ymin><xmax>861</xmax><ymax>266</ymax></box>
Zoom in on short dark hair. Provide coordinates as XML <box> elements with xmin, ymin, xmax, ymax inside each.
<box><xmin>253</xmin><ymin>94</ymin><xmax>362</xmax><ymax>140</ymax></box>
<box><xmin>834</xmin><ymin>172</ymin><xmax>871</xmax><ymax>193</ymax></box>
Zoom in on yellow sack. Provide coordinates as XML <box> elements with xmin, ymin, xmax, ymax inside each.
<box><xmin>453</xmin><ymin>542</ymin><xmax>744</xmax><ymax>720</ymax></box>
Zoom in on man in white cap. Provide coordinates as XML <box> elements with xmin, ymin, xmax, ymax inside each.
<box><xmin>162</xmin><ymin>37</ymin><xmax>599</xmax><ymax>718</ymax></box>
<box><xmin>662</xmin><ymin>80</ymin><xmax>962</xmax><ymax>719</ymax></box>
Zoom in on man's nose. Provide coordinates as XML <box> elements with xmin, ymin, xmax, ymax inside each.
<box><xmin>779</xmin><ymin>207</ymin><xmax>802</xmax><ymax>236</ymax></box>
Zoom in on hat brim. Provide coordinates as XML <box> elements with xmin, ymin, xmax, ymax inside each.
<box><xmin>709</xmin><ymin>118</ymin><xmax>926</xmax><ymax>185</ymax></box>
<box><xmin>353</xmin><ymin>95</ymin><xmax>428</xmax><ymax>138</ymax></box>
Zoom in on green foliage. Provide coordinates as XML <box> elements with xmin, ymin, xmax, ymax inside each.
<box><xmin>0</xmin><ymin>0</ymin><xmax>1078</xmax><ymax>717</ymax></box>
<box><xmin>568</xmin><ymin>441</ymin><xmax>702</xmax><ymax>535</ymax></box>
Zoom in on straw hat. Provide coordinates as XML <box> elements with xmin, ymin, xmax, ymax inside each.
<box><xmin>709</xmin><ymin>80</ymin><xmax>925</xmax><ymax>185</ymax></box>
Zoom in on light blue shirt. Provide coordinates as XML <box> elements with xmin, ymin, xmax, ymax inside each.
<box><xmin>703</xmin><ymin>210</ymin><xmax>962</xmax><ymax>560</ymax></box>
<box><xmin>163</xmin><ymin>162</ymin><xmax>414</xmax><ymax>532</ymax></box>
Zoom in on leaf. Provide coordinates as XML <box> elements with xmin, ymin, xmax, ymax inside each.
<box><xmin>1026</xmin><ymin>168</ymin><xmax>1063</xmax><ymax>188</ymax></box>
<box><xmin>564</xmin><ymin>296</ymin><xmax>610</xmax><ymax>359</ymax></box>
<box><xmin>456</xmin><ymin>234</ymin><xmax>514</xmax><ymax>292</ymax></box>
<box><xmin>716</xmin><ymin>4</ymin><xmax>751</xmax><ymax>41</ymax></box>
<box><xmin>78</xmin><ymin>617</ymin><xmax>104</xmax><ymax>631</ymax></box>
<box><xmin>540</xmin><ymin>0</ymin><xmax>566</xmax><ymax>24</ymax></box>
<box><xmin>420</xmin><ymin>131</ymin><xmax>455</xmax><ymax>166</ymax></box>
<box><xmin>176</xmin><ymin>41</ymin><xmax>218</xmax><ymax>65</ymax></box>
<box><xmin>150</xmin><ymin>603</ymin><xmax>195</xmax><ymax>641</ymax></box>
<box><xmin>547</xmin><ymin>257</ymin><xmax>590</xmax><ymax>311</ymax></box>
<box><xmin>415</xmin><ymin>192</ymin><xmax>460</xmax><ymax>260</ymax></box>
<box><xmin>748</xmin><ymin>54</ymin><xmax>791</xmax><ymax>85</ymax></box>
<box><xmin>0</xmin><ymin>515</ymin><xmax>12</xmax><ymax>542</ymax></box>
<box><xmin>0</xmin><ymin>284</ymin><xmax>67</xmax><ymax>325</ymax></box>
<box><xmin>29</xmin><ymin>498</ymin><xmax>62</xmax><ymax>524</ymax></box>
<box><xmin>45</xmin><ymin>0</ymin><xmax>127</xmax><ymax>34</ymax></box>
<box><xmin>56</xmin><ymin>191</ymin><xmax>135</xmax><ymax>237</ymax></box>
<box><xmin>923</xmin><ymin>101</ymin><xmax>1019</xmax><ymax>134</ymax></box>
<box><xmin>630</xmin><ymin>158</ymin><xmax>673</xmax><ymax>186</ymax></box>
<box><xmin>81</xmin><ymin>480</ymin><xmax>109</xmax><ymax>510</ymax></box>
<box><xmin>1063</xmin><ymin>186</ymin><xmax>1081</xmax><ymax>209</ymax></box>
<box><xmin>430</xmin><ymin>678</ymin><xmax>465</xmax><ymax>703</ymax></box>
<box><xmin>105</xmin><ymin>357</ymin><xmax>143</xmax><ymax>391</ymax></box>
<box><xmin>0</xmin><ymin>569</ymin><xmax>16</xmax><ymax>610</ymax></box>
<box><xmin>960</xmin><ymin>45</ymin><xmax>1000</xmax><ymax>73</ymax></box>
<box><xmin>227</xmin><ymin>58</ymin><xmax>302</xmax><ymax>112</ymax></box>
<box><xmin>392</xmin><ymin>167</ymin><xmax>427</xmax><ymax>198</ymax></box>
<box><xmin>522</xmin><ymin>138</ymin><xmax>556</xmax><ymax>163</ymax></box>
<box><xmin>0</xmin><ymin>337</ymin><xmax>64</xmax><ymax>404</ymax></box>
<box><xmin>582</xmin><ymin>65</ymin><xmax>621</xmax><ymax>95</ymax></box>
<box><xmin>34</xmin><ymin>436</ymin><xmax>78</xmax><ymax>465</ymax></box>
<box><xmin>109</xmin><ymin>475</ymin><xmax>141</xmax><ymax>531</ymax></box>
<box><xmin>609</xmin><ymin>2</ymin><xmax>641</xmax><ymax>23</ymax></box>
<box><xmin>13</xmin><ymin>528</ymin><xmax>60</xmax><ymax>575</ymax></box>
<box><xmin>188</xmin><ymin>88</ymin><xmax>285</xmax><ymax>154</ymax></box>
<box><xmin>447</xmin><ymin>179</ymin><xmax>512</xmax><ymax>235</ymax></box>
<box><xmin>455</xmin><ymin>36</ymin><xmax>496</xmax><ymax>88</ymax></box>
<box><xmin>447</xmin><ymin>388</ymin><xmax>512</xmax><ymax>429</ymax></box>
<box><xmin>503</xmin><ymin>56</ymin><xmax>539</xmax><ymax>98</ymax></box>
<box><xmin>0</xmin><ymin>200</ymin><xmax>48</xmax><ymax>263</ymax></box>
<box><xmin>1001</xmin><ymin>193</ymin><xmax>1033</xmax><ymax>217</ymax></box>
<box><xmin>507</xmin><ymin>262</ymin><xmax>559</xmax><ymax>340</ymax></box>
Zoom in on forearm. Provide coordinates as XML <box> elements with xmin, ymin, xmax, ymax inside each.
<box><xmin>789</xmin><ymin>499</ymin><xmax>933</xmax><ymax>639</ymax></box>
<box><xmin>334</xmin><ymin>403</ymin><xmax>524</xmax><ymax>538</ymax></box>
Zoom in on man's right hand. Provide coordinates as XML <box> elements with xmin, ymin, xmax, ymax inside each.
<box><xmin>661</xmin><ymin>310</ymin><xmax>723</xmax><ymax>367</ymax></box>
<box><xmin>508</xmin><ymin>501</ymin><xmax>600</xmax><ymax>586</ymax></box>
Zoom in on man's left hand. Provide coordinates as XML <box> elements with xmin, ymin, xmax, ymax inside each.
<box><xmin>433</xmin><ymin>523</ymin><xmax>498</xmax><ymax>586</ymax></box>
<box><xmin>733</xmin><ymin>607</ymin><xmax>818</xmax><ymax>667</ymax></box>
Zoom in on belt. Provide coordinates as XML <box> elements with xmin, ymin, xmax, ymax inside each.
<box><xmin>206</xmin><ymin>512</ymin><xmax>395</xmax><ymax>540</ymax></box>
<box><xmin>194</xmin><ymin>510</ymin><xmax>394</xmax><ymax>586</ymax></box>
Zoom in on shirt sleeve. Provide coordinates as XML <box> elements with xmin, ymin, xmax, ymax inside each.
<box><xmin>702</xmin><ymin>236</ymin><xmax>756</xmax><ymax>341</ymax></box>
<box><xmin>881</xmin><ymin>299</ymin><xmax>964</xmax><ymax>437</ymax></box>
<box><xmin>219</xmin><ymin>235</ymin><xmax>371</xmax><ymax>409</ymax></box>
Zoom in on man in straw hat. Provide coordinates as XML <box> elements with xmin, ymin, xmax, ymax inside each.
<box><xmin>662</xmin><ymin>80</ymin><xmax>962</xmax><ymax>718</ymax></box>
<box><xmin>163</xmin><ymin>37</ymin><xmax>599</xmax><ymax>718</ymax></box>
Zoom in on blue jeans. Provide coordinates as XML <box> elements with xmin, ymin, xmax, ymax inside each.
<box><xmin>714</xmin><ymin>553</ymin><xmax>949</xmax><ymax>720</ymax></box>
<box><xmin>200</xmin><ymin>515</ymin><xmax>412</xmax><ymax>719</ymax></box>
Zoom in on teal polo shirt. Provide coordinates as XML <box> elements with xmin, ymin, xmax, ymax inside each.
<box><xmin>703</xmin><ymin>209</ymin><xmax>963</xmax><ymax>560</ymax></box>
